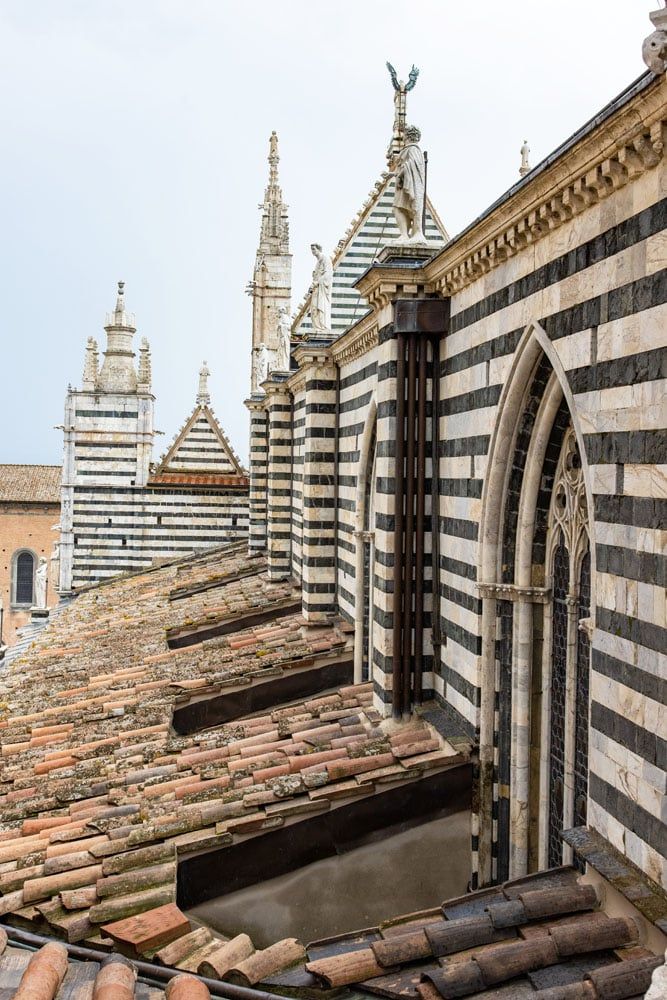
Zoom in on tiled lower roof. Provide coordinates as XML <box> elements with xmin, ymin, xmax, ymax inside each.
<box><xmin>0</xmin><ymin>933</ymin><xmax>215</xmax><ymax>1000</ymax></box>
<box><xmin>0</xmin><ymin>542</ymin><xmax>470</xmax><ymax>982</ymax></box>
<box><xmin>0</xmin><ymin>464</ymin><xmax>61</xmax><ymax>504</ymax></box>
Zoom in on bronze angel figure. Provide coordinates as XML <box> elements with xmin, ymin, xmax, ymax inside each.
<box><xmin>386</xmin><ymin>62</ymin><xmax>419</xmax><ymax>92</ymax></box>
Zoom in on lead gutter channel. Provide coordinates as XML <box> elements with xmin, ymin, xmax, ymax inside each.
<box><xmin>0</xmin><ymin>924</ymin><xmax>281</xmax><ymax>1000</ymax></box>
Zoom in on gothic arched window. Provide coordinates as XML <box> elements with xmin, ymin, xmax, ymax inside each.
<box><xmin>544</xmin><ymin>428</ymin><xmax>591</xmax><ymax>868</ymax></box>
<box><xmin>12</xmin><ymin>550</ymin><xmax>36</xmax><ymax>608</ymax></box>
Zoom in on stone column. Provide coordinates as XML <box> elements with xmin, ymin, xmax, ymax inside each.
<box><xmin>295</xmin><ymin>346</ymin><xmax>338</xmax><ymax>622</ymax></box>
<box><xmin>245</xmin><ymin>396</ymin><xmax>269</xmax><ymax>555</ymax></box>
<box><xmin>265</xmin><ymin>379</ymin><xmax>293</xmax><ymax>580</ymax></box>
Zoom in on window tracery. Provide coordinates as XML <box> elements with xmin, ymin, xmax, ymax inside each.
<box><xmin>544</xmin><ymin>427</ymin><xmax>591</xmax><ymax>867</ymax></box>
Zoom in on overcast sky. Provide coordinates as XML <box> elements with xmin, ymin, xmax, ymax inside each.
<box><xmin>0</xmin><ymin>1</ymin><xmax>656</xmax><ymax>466</ymax></box>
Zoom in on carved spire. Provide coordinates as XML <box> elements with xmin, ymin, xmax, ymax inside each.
<box><xmin>97</xmin><ymin>280</ymin><xmax>138</xmax><ymax>393</ymax></box>
<box><xmin>197</xmin><ymin>361</ymin><xmax>211</xmax><ymax>405</ymax></box>
<box><xmin>82</xmin><ymin>336</ymin><xmax>99</xmax><ymax>391</ymax></box>
<box><xmin>258</xmin><ymin>131</ymin><xmax>289</xmax><ymax>255</ymax></box>
<box><xmin>137</xmin><ymin>337</ymin><xmax>152</xmax><ymax>392</ymax></box>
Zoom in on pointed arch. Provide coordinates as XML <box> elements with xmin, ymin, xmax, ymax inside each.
<box><xmin>476</xmin><ymin>321</ymin><xmax>596</xmax><ymax>885</ymax></box>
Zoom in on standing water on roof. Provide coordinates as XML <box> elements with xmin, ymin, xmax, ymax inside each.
<box><xmin>187</xmin><ymin>811</ymin><xmax>470</xmax><ymax>948</ymax></box>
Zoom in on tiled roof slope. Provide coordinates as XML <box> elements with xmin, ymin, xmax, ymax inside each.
<box><xmin>0</xmin><ymin>464</ymin><xmax>61</xmax><ymax>504</ymax></box>
<box><xmin>294</xmin><ymin>867</ymin><xmax>661</xmax><ymax>1000</ymax></box>
<box><xmin>0</xmin><ymin>934</ymin><xmax>212</xmax><ymax>1000</ymax></box>
<box><xmin>0</xmin><ymin>542</ymin><xmax>470</xmax><ymax>985</ymax></box>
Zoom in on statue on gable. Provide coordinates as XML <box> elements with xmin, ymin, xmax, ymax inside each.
<box><xmin>276</xmin><ymin>306</ymin><xmax>291</xmax><ymax>371</ymax></box>
<box><xmin>391</xmin><ymin>124</ymin><xmax>427</xmax><ymax>245</ymax></box>
<box><xmin>34</xmin><ymin>557</ymin><xmax>48</xmax><ymax>609</ymax></box>
<box><xmin>309</xmin><ymin>244</ymin><xmax>333</xmax><ymax>336</ymax></box>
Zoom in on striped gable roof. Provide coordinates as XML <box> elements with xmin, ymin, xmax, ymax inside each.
<box><xmin>152</xmin><ymin>406</ymin><xmax>246</xmax><ymax>480</ymax></box>
<box><xmin>293</xmin><ymin>173</ymin><xmax>448</xmax><ymax>339</ymax></box>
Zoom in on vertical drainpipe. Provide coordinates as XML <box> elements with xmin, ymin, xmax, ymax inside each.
<box><xmin>333</xmin><ymin>362</ymin><xmax>340</xmax><ymax>611</ymax></box>
<box><xmin>414</xmin><ymin>337</ymin><xmax>427</xmax><ymax>703</ymax></box>
<box><xmin>430</xmin><ymin>330</ymin><xmax>443</xmax><ymax>674</ymax></box>
<box><xmin>392</xmin><ymin>335</ymin><xmax>406</xmax><ymax>719</ymax></box>
<box><xmin>393</xmin><ymin>298</ymin><xmax>449</xmax><ymax>718</ymax></box>
<box><xmin>402</xmin><ymin>338</ymin><xmax>417</xmax><ymax>717</ymax></box>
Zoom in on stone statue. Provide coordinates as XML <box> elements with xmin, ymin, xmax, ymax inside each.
<box><xmin>643</xmin><ymin>6</ymin><xmax>667</xmax><ymax>73</ymax></box>
<box><xmin>35</xmin><ymin>557</ymin><xmax>48</xmax><ymax>609</ymax></box>
<box><xmin>309</xmin><ymin>244</ymin><xmax>333</xmax><ymax>336</ymax></box>
<box><xmin>519</xmin><ymin>140</ymin><xmax>531</xmax><ymax>177</ymax></box>
<box><xmin>253</xmin><ymin>343</ymin><xmax>270</xmax><ymax>391</ymax></box>
<box><xmin>276</xmin><ymin>307</ymin><xmax>291</xmax><ymax>371</ymax></box>
<box><xmin>50</xmin><ymin>527</ymin><xmax>61</xmax><ymax>596</ymax></box>
<box><xmin>391</xmin><ymin>125</ymin><xmax>427</xmax><ymax>245</ymax></box>
<box><xmin>197</xmin><ymin>361</ymin><xmax>211</xmax><ymax>405</ymax></box>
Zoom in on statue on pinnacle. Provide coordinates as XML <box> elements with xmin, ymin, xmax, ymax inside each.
<box><xmin>386</xmin><ymin>62</ymin><xmax>419</xmax><ymax>163</ymax></box>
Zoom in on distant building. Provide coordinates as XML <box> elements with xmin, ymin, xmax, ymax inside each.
<box><xmin>59</xmin><ymin>286</ymin><xmax>249</xmax><ymax>593</ymax></box>
<box><xmin>0</xmin><ymin>464</ymin><xmax>60</xmax><ymax>644</ymax></box>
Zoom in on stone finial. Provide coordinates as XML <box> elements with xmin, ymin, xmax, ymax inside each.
<box><xmin>197</xmin><ymin>361</ymin><xmax>211</xmax><ymax>405</ymax></box>
<box><xmin>643</xmin><ymin>5</ymin><xmax>667</xmax><ymax>73</ymax></box>
<box><xmin>137</xmin><ymin>337</ymin><xmax>152</xmax><ymax>392</ymax></box>
<box><xmin>82</xmin><ymin>336</ymin><xmax>99</xmax><ymax>391</ymax></box>
<box><xmin>519</xmin><ymin>140</ymin><xmax>531</xmax><ymax>177</ymax></box>
<box><xmin>98</xmin><ymin>280</ymin><xmax>138</xmax><ymax>393</ymax></box>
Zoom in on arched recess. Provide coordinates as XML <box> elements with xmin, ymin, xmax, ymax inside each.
<box><xmin>476</xmin><ymin>321</ymin><xmax>596</xmax><ymax>885</ymax></box>
<box><xmin>353</xmin><ymin>397</ymin><xmax>377</xmax><ymax>683</ymax></box>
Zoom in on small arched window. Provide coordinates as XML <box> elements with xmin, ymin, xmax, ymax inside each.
<box><xmin>12</xmin><ymin>550</ymin><xmax>36</xmax><ymax>607</ymax></box>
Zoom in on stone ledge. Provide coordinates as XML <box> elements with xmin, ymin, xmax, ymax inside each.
<box><xmin>563</xmin><ymin>825</ymin><xmax>667</xmax><ymax>932</ymax></box>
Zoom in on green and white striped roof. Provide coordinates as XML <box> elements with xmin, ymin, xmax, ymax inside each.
<box><xmin>293</xmin><ymin>173</ymin><xmax>448</xmax><ymax>339</ymax></box>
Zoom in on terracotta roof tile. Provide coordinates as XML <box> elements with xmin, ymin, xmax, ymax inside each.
<box><xmin>0</xmin><ymin>464</ymin><xmax>61</xmax><ymax>504</ymax></box>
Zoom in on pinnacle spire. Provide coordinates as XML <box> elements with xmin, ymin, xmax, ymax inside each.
<box><xmin>98</xmin><ymin>280</ymin><xmax>138</xmax><ymax>393</ymax></box>
<box><xmin>258</xmin><ymin>131</ymin><xmax>289</xmax><ymax>255</ymax></box>
<box><xmin>197</xmin><ymin>361</ymin><xmax>211</xmax><ymax>405</ymax></box>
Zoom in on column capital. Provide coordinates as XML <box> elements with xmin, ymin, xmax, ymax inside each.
<box><xmin>293</xmin><ymin>343</ymin><xmax>335</xmax><ymax>368</ymax></box>
<box><xmin>244</xmin><ymin>394</ymin><xmax>269</xmax><ymax>412</ymax></box>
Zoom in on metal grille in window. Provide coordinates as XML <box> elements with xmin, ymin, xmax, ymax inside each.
<box><xmin>573</xmin><ymin>548</ymin><xmax>591</xmax><ymax>857</ymax></box>
<box><xmin>15</xmin><ymin>552</ymin><xmax>35</xmax><ymax>605</ymax></box>
<box><xmin>362</xmin><ymin>538</ymin><xmax>371</xmax><ymax>681</ymax></box>
<box><xmin>496</xmin><ymin>599</ymin><xmax>513</xmax><ymax>883</ymax></box>
<box><xmin>548</xmin><ymin>531</ymin><xmax>569</xmax><ymax>868</ymax></box>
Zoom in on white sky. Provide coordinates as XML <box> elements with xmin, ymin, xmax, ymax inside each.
<box><xmin>0</xmin><ymin>0</ymin><xmax>656</xmax><ymax>465</ymax></box>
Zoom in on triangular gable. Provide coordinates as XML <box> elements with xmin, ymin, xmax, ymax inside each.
<box><xmin>154</xmin><ymin>406</ymin><xmax>246</xmax><ymax>478</ymax></box>
<box><xmin>293</xmin><ymin>173</ymin><xmax>448</xmax><ymax>338</ymax></box>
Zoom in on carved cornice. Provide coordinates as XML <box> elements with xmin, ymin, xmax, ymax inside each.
<box><xmin>331</xmin><ymin>318</ymin><xmax>379</xmax><ymax>366</ymax></box>
<box><xmin>477</xmin><ymin>583</ymin><xmax>551</xmax><ymax>604</ymax></box>
<box><xmin>425</xmin><ymin>75</ymin><xmax>667</xmax><ymax>296</ymax></box>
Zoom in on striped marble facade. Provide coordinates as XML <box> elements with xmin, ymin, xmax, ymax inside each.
<box><xmin>251</xmin><ymin>71</ymin><xmax>667</xmax><ymax>893</ymax></box>
<box><xmin>265</xmin><ymin>383</ymin><xmax>292</xmax><ymax>580</ymax></box>
<box><xmin>62</xmin><ymin>394</ymin><xmax>248</xmax><ymax>592</ymax></box>
<box><xmin>299</xmin><ymin>349</ymin><xmax>338</xmax><ymax>620</ymax></box>
<box><xmin>246</xmin><ymin>400</ymin><xmax>268</xmax><ymax>555</ymax></box>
